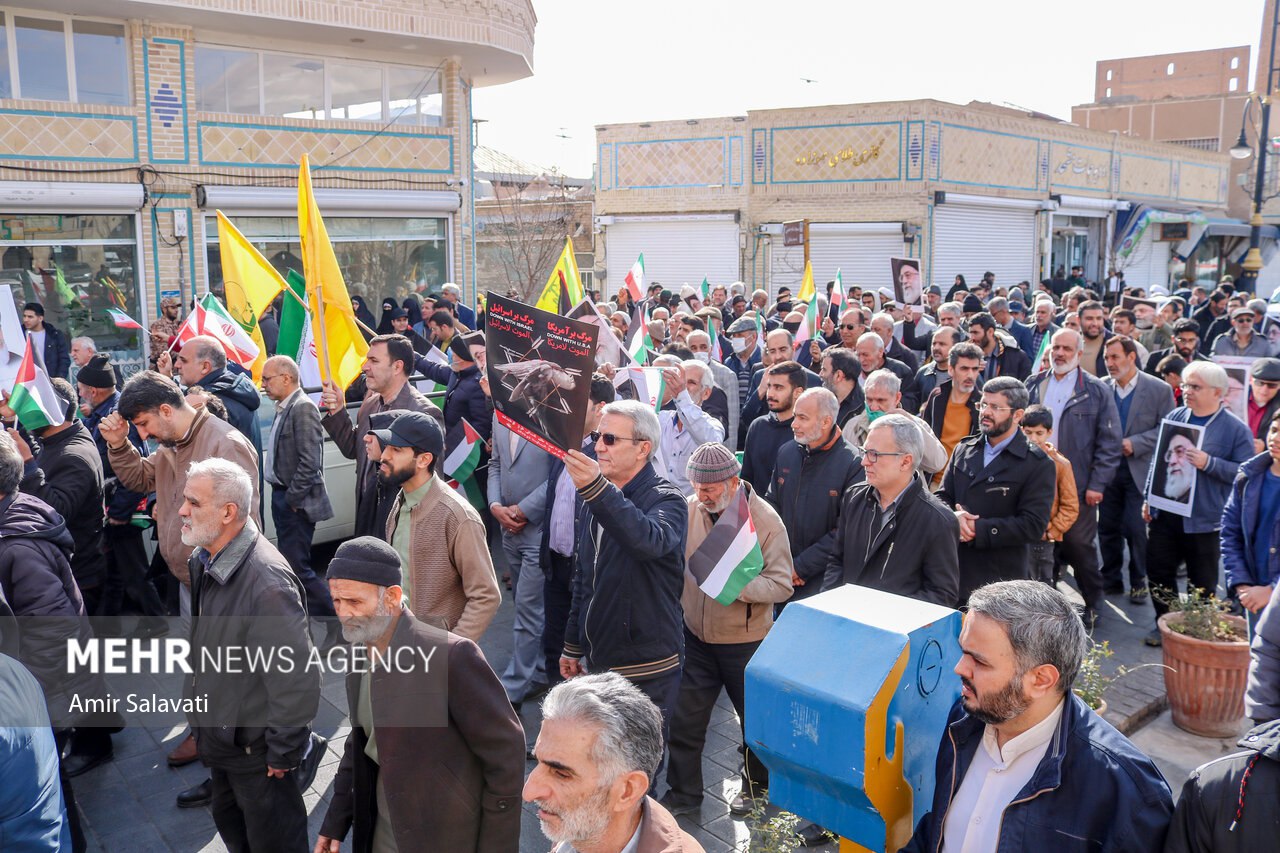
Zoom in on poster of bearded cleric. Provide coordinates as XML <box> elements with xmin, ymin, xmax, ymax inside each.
<box><xmin>486</xmin><ymin>291</ymin><xmax>599</xmax><ymax>458</ymax></box>
<box><xmin>1146</xmin><ymin>418</ymin><xmax>1205</xmax><ymax>517</ymax></box>
<box><xmin>890</xmin><ymin>257</ymin><xmax>923</xmax><ymax>307</ymax></box>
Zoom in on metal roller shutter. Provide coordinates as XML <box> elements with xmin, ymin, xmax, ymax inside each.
<box><xmin>1121</xmin><ymin>238</ymin><xmax>1172</xmax><ymax>292</ymax></box>
<box><xmin>769</xmin><ymin>223</ymin><xmax>905</xmax><ymax>299</ymax></box>
<box><xmin>932</xmin><ymin>203</ymin><xmax>1038</xmax><ymax>288</ymax></box>
<box><xmin>604</xmin><ymin>217</ymin><xmax>740</xmax><ymax>292</ymax></box>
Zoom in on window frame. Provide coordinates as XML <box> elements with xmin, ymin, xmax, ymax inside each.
<box><xmin>1</xmin><ymin>7</ymin><xmax>130</xmax><ymax>105</ymax></box>
<box><xmin>194</xmin><ymin>42</ymin><xmax>443</xmax><ymax>126</ymax></box>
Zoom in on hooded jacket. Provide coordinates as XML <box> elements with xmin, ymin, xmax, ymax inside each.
<box><xmin>194</xmin><ymin>367</ymin><xmax>262</xmax><ymax>450</ymax></box>
<box><xmin>902</xmin><ymin>694</ymin><xmax>1173</xmax><ymax>853</ymax></box>
<box><xmin>1221</xmin><ymin>452</ymin><xmax>1280</xmax><ymax>592</ymax></box>
<box><xmin>1165</xmin><ymin>719</ymin><xmax>1280</xmax><ymax>853</ymax></box>
<box><xmin>0</xmin><ymin>493</ymin><xmax>115</xmax><ymax>729</ymax></box>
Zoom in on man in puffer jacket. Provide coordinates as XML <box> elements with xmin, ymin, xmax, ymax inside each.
<box><xmin>162</xmin><ymin>335</ymin><xmax>262</xmax><ymax>451</ymax></box>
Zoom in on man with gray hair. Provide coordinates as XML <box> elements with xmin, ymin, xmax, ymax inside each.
<box><xmin>854</xmin><ymin>331</ymin><xmax>919</xmax><ymax>412</ymax></box>
<box><xmin>652</xmin><ymin>357</ymin><xmax>725</xmax><ymax>496</ymax></box>
<box><xmin>870</xmin><ymin>311</ymin><xmax>919</xmax><ymax>372</ymax></box>
<box><xmin>902</xmin><ymin>581</ymin><xmax>1172</xmax><ymax>853</ymax></box>
<box><xmin>842</xmin><ymin>369</ymin><xmax>947</xmax><ymax>475</ymax></box>
<box><xmin>686</xmin><ymin>330</ymin><xmax>739</xmax><ymax>450</ymax></box>
<box><xmin>525</xmin><ymin>672</ymin><xmax>705</xmax><ymax>853</ymax></box>
<box><xmin>823</xmin><ymin>414</ymin><xmax>960</xmax><ymax>607</ymax></box>
<box><xmin>562</xmin><ymin>400</ymin><xmax>689</xmax><ymax>767</ymax></box>
<box><xmin>437</xmin><ymin>281</ymin><xmax>475</xmax><ymax>328</ymax></box>
<box><xmin>180</xmin><ymin>458</ymin><xmax>321</xmax><ymax>851</ymax></box>
<box><xmin>159</xmin><ymin>334</ymin><xmax>263</xmax><ymax>451</ymax></box>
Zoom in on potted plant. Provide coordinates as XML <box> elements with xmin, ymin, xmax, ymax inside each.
<box><xmin>1155</xmin><ymin>588</ymin><xmax>1251</xmax><ymax>738</ymax></box>
<box><xmin>1073</xmin><ymin>639</ymin><xmax>1164</xmax><ymax>716</ymax></box>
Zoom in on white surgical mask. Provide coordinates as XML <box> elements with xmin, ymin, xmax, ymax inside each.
<box><xmin>731</xmin><ymin>337</ymin><xmax>751</xmax><ymax>354</ymax></box>
<box><xmin>693</xmin><ymin>352</ymin><xmax>710</xmax><ymax>363</ymax></box>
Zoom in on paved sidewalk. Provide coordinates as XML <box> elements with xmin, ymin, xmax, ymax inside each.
<box><xmin>70</xmin><ymin>562</ymin><xmax>1217</xmax><ymax>852</ymax></box>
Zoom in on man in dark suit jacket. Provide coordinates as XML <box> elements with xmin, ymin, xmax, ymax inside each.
<box><xmin>263</xmin><ymin>354</ymin><xmax>340</xmax><ymax>649</ymax></box>
<box><xmin>938</xmin><ymin>377</ymin><xmax>1056</xmax><ymax>603</ymax></box>
<box><xmin>319</xmin><ymin>538</ymin><xmax>524</xmax><ymax>853</ymax></box>
<box><xmin>1100</xmin><ymin>337</ymin><xmax>1174</xmax><ymax>600</ymax></box>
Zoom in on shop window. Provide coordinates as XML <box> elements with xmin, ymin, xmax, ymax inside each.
<box><xmin>194</xmin><ymin>45</ymin><xmax>443</xmax><ymax>125</ymax></box>
<box><xmin>203</xmin><ymin>216</ymin><xmax>449</xmax><ymax>310</ymax></box>
<box><xmin>0</xmin><ymin>213</ymin><xmax>143</xmax><ymax>380</ymax></box>
<box><xmin>1191</xmin><ymin>237</ymin><xmax>1222</xmax><ymax>285</ymax></box>
<box><xmin>5</xmin><ymin>12</ymin><xmax>128</xmax><ymax>105</ymax></box>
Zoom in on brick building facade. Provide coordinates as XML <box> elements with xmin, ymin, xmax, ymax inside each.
<box><xmin>0</xmin><ymin>0</ymin><xmax>534</xmax><ymax>375</ymax></box>
<box><xmin>594</xmin><ymin>99</ymin><xmax>1231</xmax><ymax>303</ymax></box>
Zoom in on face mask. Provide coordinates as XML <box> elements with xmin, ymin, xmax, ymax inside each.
<box><xmin>866</xmin><ymin>409</ymin><xmax>886</xmax><ymax>423</ymax></box>
<box><xmin>783</xmin><ymin>322</ymin><xmax>800</xmax><ymax>334</ymax></box>
<box><xmin>731</xmin><ymin>337</ymin><xmax>751</xmax><ymax>354</ymax></box>
<box><xmin>693</xmin><ymin>352</ymin><xmax>710</xmax><ymax>363</ymax></box>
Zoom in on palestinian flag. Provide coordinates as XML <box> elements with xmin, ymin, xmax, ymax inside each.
<box><xmin>624</xmin><ymin>301</ymin><xmax>653</xmax><ymax>365</ymax></box>
<box><xmin>106</xmin><ymin>308</ymin><xmax>143</xmax><ymax>330</ymax></box>
<box><xmin>9</xmin><ymin>337</ymin><xmax>66</xmax><ymax>431</ymax></box>
<box><xmin>446</xmin><ymin>476</ymin><xmax>485</xmax><ymax>512</ymax></box>
<box><xmin>686</xmin><ymin>488</ymin><xmax>764</xmax><ymax>606</ymax></box>
<box><xmin>624</xmin><ymin>254</ymin><xmax>645</xmax><ymax>302</ymax></box>
<box><xmin>443</xmin><ymin>418</ymin><xmax>484</xmax><ymax>483</ymax></box>
<box><xmin>795</xmin><ymin>291</ymin><xmax>819</xmax><ymax>347</ymax></box>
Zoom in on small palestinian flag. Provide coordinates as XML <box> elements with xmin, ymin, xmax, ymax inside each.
<box><xmin>687</xmin><ymin>488</ymin><xmax>764</xmax><ymax>606</ymax></box>
<box><xmin>446</xmin><ymin>476</ymin><xmax>485</xmax><ymax>512</ymax></box>
<box><xmin>106</xmin><ymin>308</ymin><xmax>143</xmax><ymax>330</ymax></box>
<box><xmin>443</xmin><ymin>418</ymin><xmax>484</xmax><ymax>482</ymax></box>
<box><xmin>9</xmin><ymin>337</ymin><xmax>66</xmax><ymax>431</ymax></box>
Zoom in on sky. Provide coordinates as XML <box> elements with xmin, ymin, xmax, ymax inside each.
<box><xmin>473</xmin><ymin>0</ymin><xmax>1267</xmax><ymax>179</ymax></box>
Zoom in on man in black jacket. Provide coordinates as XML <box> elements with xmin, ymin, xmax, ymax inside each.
<box><xmin>13</xmin><ymin>378</ymin><xmax>107</xmax><ymax>616</ymax></box>
<box><xmin>164</xmin><ymin>335</ymin><xmax>262</xmax><ymax>452</ymax></box>
<box><xmin>938</xmin><ymin>377</ymin><xmax>1056</xmax><ymax>603</ymax></box>
<box><xmin>823</xmin><ymin>414</ymin><xmax>959</xmax><ymax>607</ymax></box>
<box><xmin>742</xmin><ymin>360</ymin><xmax>805</xmax><ymax>493</ymax></box>
<box><xmin>1144</xmin><ymin>319</ymin><xmax>1208</xmax><ymax>377</ymax></box>
<box><xmin>818</xmin><ymin>346</ymin><xmax>864</xmax><ymax>427</ymax></box>
<box><xmin>967</xmin><ymin>312</ymin><xmax>1031</xmax><ymax>382</ymax></box>
<box><xmin>768</xmin><ymin>388</ymin><xmax>862</xmax><ymax>604</ymax></box>
<box><xmin>21</xmin><ymin>302</ymin><xmax>70</xmax><ymax>380</ymax></box>
<box><xmin>915</xmin><ymin>326</ymin><xmax>961</xmax><ymax>408</ymax></box>
<box><xmin>182</xmin><ymin>457</ymin><xmax>320</xmax><ymax>851</ymax></box>
<box><xmin>854</xmin><ymin>332</ymin><xmax>920</xmax><ymax>413</ymax></box>
<box><xmin>561</xmin><ymin>400</ymin><xmax>688</xmax><ymax>764</ymax></box>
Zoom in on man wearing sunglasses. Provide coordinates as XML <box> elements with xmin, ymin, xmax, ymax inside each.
<box><xmin>561</xmin><ymin>400</ymin><xmax>689</xmax><ymax>772</ymax></box>
<box><xmin>1212</xmin><ymin>306</ymin><xmax>1273</xmax><ymax>358</ymax></box>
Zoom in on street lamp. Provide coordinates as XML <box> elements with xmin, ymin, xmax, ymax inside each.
<box><xmin>1233</xmin><ymin>1</ymin><xmax>1280</xmax><ymax>294</ymax></box>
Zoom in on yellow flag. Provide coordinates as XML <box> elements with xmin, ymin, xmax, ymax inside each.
<box><xmin>216</xmin><ymin>211</ymin><xmax>284</xmax><ymax>381</ymax></box>
<box><xmin>298</xmin><ymin>154</ymin><xmax>368</xmax><ymax>390</ymax></box>
<box><xmin>534</xmin><ymin>238</ymin><xmax>585</xmax><ymax>314</ymax></box>
<box><xmin>797</xmin><ymin>259</ymin><xmax>816</xmax><ymax>304</ymax></box>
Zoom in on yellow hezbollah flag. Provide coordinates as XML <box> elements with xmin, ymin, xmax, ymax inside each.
<box><xmin>797</xmin><ymin>259</ymin><xmax>816</xmax><ymax>305</ymax></box>
<box><xmin>534</xmin><ymin>237</ymin><xmax>585</xmax><ymax>314</ymax></box>
<box><xmin>298</xmin><ymin>154</ymin><xmax>368</xmax><ymax>390</ymax></box>
<box><xmin>216</xmin><ymin>211</ymin><xmax>284</xmax><ymax>381</ymax></box>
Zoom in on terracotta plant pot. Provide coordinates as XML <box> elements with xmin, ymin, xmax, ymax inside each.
<box><xmin>1158</xmin><ymin>613</ymin><xmax>1250</xmax><ymax>738</ymax></box>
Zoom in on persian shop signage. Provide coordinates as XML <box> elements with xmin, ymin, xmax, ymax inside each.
<box><xmin>794</xmin><ymin>140</ymin><xmax>886</xmax><ymax>170</ymax></box>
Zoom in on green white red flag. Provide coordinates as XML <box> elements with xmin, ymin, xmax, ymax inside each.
<box><xmin>443</xmin><ymin>418</ymin><xmax>484</xmax><ymax>483</ymax></box>
<box><xmin>686</xmin><ymin>487</ymin><xmax>764</xmax><ymax>606</ymax></box>
<box><xmin>9</xmin><ymin>336</ymin><xmax>66</xmax><ymax>431</ymax></box>
<box><xmin>106</xmin><ymin>308</ymin><xmax>142</xmax><ymax>330</ymax></box>
<box><xmin>624</xmin><ymin>254</ymin><xmax>644</xmax><ymax>302</ymax></box>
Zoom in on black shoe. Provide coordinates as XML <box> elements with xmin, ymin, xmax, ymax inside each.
<box><xmin>1144</xmin><ymin>628</ymin><xmax>1163</xmax><ymax>647</ymax></box>
<box><xmin>1103</xmin><ymin>582</ymin><xmax>1125</xmax><ymax>595</ymax></box>
<box><xmin>176</xmin><ymin>778</ymin><xmax>213</xmax><ymax>809</ymax></box>
<box><xmin>729</xmin><ymin>792</ymin><xmax>760</xmax><ymax>817</ymax></box>
<box><xmin>657</xmin><ymin>793</ymin><xmax>700</xmax><ymax>818</ymax></box>
<box><xmin>521</xmin><ymin>680</ymin><xmax>552</xmax><ymax>704</ymax></box>
<box><xmin>796</xmin><ymin>823</ymin><xmax>834</xmax><ymax>847</ymax></box>
<box><xmin>63</xmin><ymin>749</ymin><xmax>113</xmax><ymax>778</ymax></box>
<box><xmin>295</xmin><ymin>732</ymin><xmax>328</xmax><ymax>792</ymax></box>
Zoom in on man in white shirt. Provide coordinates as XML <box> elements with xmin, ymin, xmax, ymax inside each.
<box><xmin>901</xmin><ymin>581</ymin><xmax>1173</xmax><ymax>853</ymax></box>
<box><xmin>651</xmin><ymin>356</ymin><xmax>725</xmax><ymax>495</ymax></box>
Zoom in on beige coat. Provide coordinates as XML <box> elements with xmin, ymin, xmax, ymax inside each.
<box><xmin>385</xmin><ymin>476</ymin><xmax>500</xmax><ymax>641</ymax></box>
<box><xmin>681</xmin><ymin>484</ymin><xmax>793</xmax><ymax>644</ymax></box>
<box><xmin>109</xmin><ymin>407</ymin><xmax>260</xmax><ymax>585</ymax></box>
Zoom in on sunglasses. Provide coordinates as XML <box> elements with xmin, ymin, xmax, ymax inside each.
<box><xmin>590</xmin><ymin>431</ymin><xmax>645</xmax><ymax>446</ymax></box>
<box><xmin>841</xmin><ymin>324</ymin><xmax>860</xmax><ymax>330</ymax></box>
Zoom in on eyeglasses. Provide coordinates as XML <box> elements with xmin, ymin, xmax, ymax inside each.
<box><xmin>261</xmin><ymin>374</ymin><xmax>284</xmax><ymax>383</ymax></box>
<box><xmin>1181</xmin><ymin>382</ymin><xmax>1205</xmax><ymax>392</ymax></box>
<box><xmin>977</xmin><ymin>402</ymin><xmax>1012</xmax><ymax>412</ymax></box>
<box><xmin>590</xmin><ymin>431</ymin><xmax>645</xmax><ymax>446</ymax></box>
<box><xmin>860</xmin><ymin>448</ymin><xmax>906</xmax><ymax>463</ymax></box>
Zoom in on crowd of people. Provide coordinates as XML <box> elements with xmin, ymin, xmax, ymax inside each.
<box><xmin>1</xmin><ymin>267</ymin><xmax>1280</xmax><ymax>852</ymax></box>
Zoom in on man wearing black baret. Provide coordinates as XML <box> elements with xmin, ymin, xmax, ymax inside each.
<box><xmin>317</xmin><ymin>536</ymin><xmax>524</xmax><ymax>852</ymax></box>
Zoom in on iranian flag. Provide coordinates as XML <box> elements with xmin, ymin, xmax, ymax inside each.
<box><xmin>624</xmin><ymin>254</ymin><xmax>645</xmax><ymax>302</ymax></box>
<box><xmin>443</xmin><ymin>418</ymin><xmax>484</xmax><ymax>483</ymax></box>
<box><xmin>200</xmin><ymin>294</ymin><xmax>260</xmax><ymax>367</ymax></box>
<box><xmin>106</xmin><ymin>308</ymin><xmax>143</xmax><ymax>330</ymax></box>
<box><xmin>9</xmin><ymin>337</ymin><xmax>66</xmax><ymax>431</ymax></box>
<box><xmin>830</xmin><ymin>269</ymin><xmax>844</xmax><ymax>311</ymax></box>
<box><xmin>624</xmin><ymin>366</ymin><xmax>666</xmax><ymax>411</ymax></box>
<box><xmin>687</xmin><ymin>488</ymin><xmax>764</xmax><ymax>606</ymax></box>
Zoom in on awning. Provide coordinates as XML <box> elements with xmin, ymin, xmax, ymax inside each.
<box><xmin>1114</xmin><ymin>204</ymin><xmax>1208</xmax><ymax>259</ymax></box>
<box><xmin>1174</xmin><ymin>217</ymin><xmax>1280</xmax><ymax>262</ymax></box>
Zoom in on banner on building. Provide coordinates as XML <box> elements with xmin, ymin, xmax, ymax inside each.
<box><xmin>486</xmin><ymin>291</ymin><xmax>599</xmax><ymax>459</ymax></box>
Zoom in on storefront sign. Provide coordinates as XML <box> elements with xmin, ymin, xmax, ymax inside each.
<box><xmin>794</xmin><ymin>140</ymin><xmax>885</xmax><ymax>170</ymax></box>
<box><xmin>1054</xmin><ymin>148</ymin><xmax>1109</xmax><ymax>187</ymax></box>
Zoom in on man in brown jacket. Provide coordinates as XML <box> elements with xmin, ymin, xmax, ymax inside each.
<box><xmin>99</xmin><ymin>371</ymin><xmax>261</xmax><ymax>775</ymax></box>
<box><xmin>526</xmin><ymin>673</ymin><xmax>705</xmax><ymax>853</ymax></box>
<box><xmin>317</xmin><ymin>537</ymin><xmax>524</xmax><ymax>853</ymax></box>
<box><xmin>375</xmin><ymin>411</ymin><xmax>500</xmax><ymax>640</ymax></box>
<box><xmin>320</xmin><ymin>334</ymin><xmax>441</xmax><ymax>538</ymax></box>
<box><xmin>660</xmin><ymin>443</ymin><xmax>793</xmax><ymax>818</ymax></box>
<box><xmin>1021</xmin><ymin>405</ymin><xmax>1080</xmax><ymax>585</ymax></box>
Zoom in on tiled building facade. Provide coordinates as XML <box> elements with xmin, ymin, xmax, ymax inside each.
<box><xmin>0</xmin><ymin>0</ymin><xmax>534</xmax><ymax>374</ymax></box>
<box><xmin>594</xmin><ymin>99</ymin><xmax>1233</xmax><ymax>302</ymax></box>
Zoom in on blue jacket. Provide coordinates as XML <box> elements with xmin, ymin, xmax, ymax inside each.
<box><xmin>0</xmin><ymin>654</ymin><xmax>69</xmax><ymax>851</ymax></box>
<box><xmin>194</xmin><ymin>367</ymin><xmax>262</xmax><ymax>452</ymax></box>
<box><xmin>416</xmin><ymin>358</ymin><xmax>491</xmax><ymax>444</ymax></box>
<box><xmin>563</xmin><ymin>461</ymin><xmax>688</xmax><ymax>679</ymax></box>
<box><xmin>1221</xmin><ymin>451</ymin><xmax>1280</xmax><ymax>591</ymax></box>
<box><xmin>1157</xmin><ymin>406</ymin><xmax>1255</xmax><ymax>534</ymax></box>
<box><xmin>902</xmin><ymin>694</ymin><xmax>1173</xmax><ymax>853</ymax></box>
